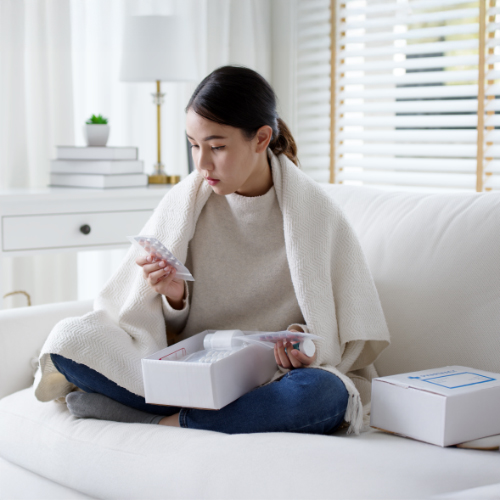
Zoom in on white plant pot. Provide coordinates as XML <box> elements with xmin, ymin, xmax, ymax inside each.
<box><xmin>84</xmin><ymin>124</ymin><xmax>110</xmax><ymax>147</ymax></box>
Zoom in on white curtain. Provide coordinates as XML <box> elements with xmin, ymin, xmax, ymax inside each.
<box><xmin>0</xmin><ymin>0</ymin><xmax>272</xmax><ymax>307</ymax></box>
<box><xmin>0</xmin><ymin>0</ymin><xmax>78</xmax><ymax>308</ymax></box>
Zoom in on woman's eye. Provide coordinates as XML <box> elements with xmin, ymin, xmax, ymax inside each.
<box><xmin>188</xmin><ymin>144</ymin><xmax>224</xmax><ymax>151</ymax></box>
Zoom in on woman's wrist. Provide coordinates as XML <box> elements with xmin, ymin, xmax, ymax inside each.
<box><xmin>165</xmin><ymin>282</ymin><xmax>187</xmax><ymax>310</ymax></box>
<box><xmin>166</xmin><ymin>296</ymin><xmax>184</xmax><ymax>310</ymax></box>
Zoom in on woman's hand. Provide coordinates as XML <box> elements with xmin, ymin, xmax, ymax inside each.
<box><xmin>274</xmin><ymin>329</ymin><xmax>317</xmax><ymax>370</ymax></box>
<box><xmin>135</xmin><ymin>255</ymin><xmax>185</xmax><ymax>307</ymax></box>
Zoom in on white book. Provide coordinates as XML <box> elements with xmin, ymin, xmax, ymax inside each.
<box><xmin>49</xmin><ymin>173</ymin><xmax>149</xmax><ymax>189</ymax></box>
<box><xmin>50</xmin><ymin>159</ymin><xmax>144</xmax><ymax>175</ymax></box>
<box><xmin>56</xmin><ymin>146</ymin><xmax>138</xmax><ymax>160</ymax></box>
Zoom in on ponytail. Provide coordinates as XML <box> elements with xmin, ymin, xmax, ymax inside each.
<box><xmin>269</xmin><ymin>118</ymin><xmax>299</xmax><ymax>167</ymax></box>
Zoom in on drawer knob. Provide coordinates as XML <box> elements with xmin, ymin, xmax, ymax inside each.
<box><xmin>80</xmin><ymin>224</ymin><xmax>91</xmax><ymax>235</ymax></box>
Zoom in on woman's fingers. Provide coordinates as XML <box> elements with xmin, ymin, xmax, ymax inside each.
<box><xmin>142</xmin><ymin>259</ymin><xmax>167</xmax><ymax>279</ymax></box>
<box><xmin>274</xmin><ymin>338</ymin><xmax>317</xmax><ymax>370</ymax></box>
<box><xmin>276</xmin><ymin>340</ymin><xmax>301</xmax><ymax>368</ymax></box>
<box><xmin>291</xmin><ymin>348</ymin><xmax>315</xmax><ymax>366</ymax></box>
<box><xmin>150</xmin><ymin>266</ymin><xmax>168</xmax><ymax>285</ymax></box>
<box><xmin>287</xmin><ymin>342</ymin><xmax>303</xmax><ymax>368</ymax></box>
<box><xmin>276</xmin><ymin>340</ymin><xmax>298</xmax><ymax>369</ymax></box>
<box><xmin>135</xmin><ymin>255</ymin><xmax>148</xmax><ymax>266</ymax></box>
<box><xmin>161</xmin><ymin>266</ymin><xmax>177</xmax><ymax>286</ymax></box>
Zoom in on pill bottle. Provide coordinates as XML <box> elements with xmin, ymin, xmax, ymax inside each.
<box><xmin>287</xmin><ymin>338</ymin><xmax>316</xmax><ymax>357</ymax></box>
<box><xmin>203</xmin><ymin>330</ymin><xmax>243</xmax><ymax>350</ymax></box>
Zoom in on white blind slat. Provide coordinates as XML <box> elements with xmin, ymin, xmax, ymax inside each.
<box><xmin>298</xmin><ymin>63</ymin><xmax>331</xmax><ymax>78</ymax></box>
<box><xmin>299</xmin><ymin>130</ymin><xmax>331</xmax><ymax>142</ymax></box>
<box><xmin>338</xmin><ymin>116</ymin><xmax>490</xmax><ymax>128</ymax></box>
<box><xmin>298</xmin><ymin>90</ymin><xmax>331</xmax><ymax>104</ymax></box>
<box><xmin>345</xmin><ymin>8</ymin><xmax>478</xmax><ymax>31</ymax></box>
<box><xmin>339</xmin><ymin>100</ymin><xmax>499</xmax><ymax>114</ymax></box>
<box><xmin>337</xmin><ymin>157</ymin><xmax>476</xmax><ymax>173</ymax></box>
<box><xmin>340</xmin><ymin>39</ymin><xmax>478</xmax><ymax>58</ymax></box>
<box><xmin>338</xmin><ymin>130</ymin><xmax>500</xmax><ymax>143</ymax></box>
<box><xmin>341</xmin><ymin>55</ymin><xmax>478</xmax><ymax>73</ymax></box>
<box><xmin>340</xmin><ymin>70</ymin><xmax>480</xmax><ymax>86</ymax></box>
<box><xmin>339</xmin><ymin>143</ymin><xmax>477</xmax><ymax>157</ymax></box>
<box><xmin>299</xmin><ymin>49</ymin><xmax>330</xmax><ymax>65</ymax></box>
<box><xmin>298</xmin><ymin>23</ymin><xmax>330</xmax><ymax>41</ymax></box>
<box><xmin>339</xmin><ymin>84</ymin><xmax>500</xmax><ymax>100</ymax></box>
<box><xmin>336</xmin><ymin>170</ymin><xmax>476</xmax><ymax>189</ymax></box>
<box><xmin>343</xmin><ymin>23</ymin><xmax>478</xmax><ymax>44</ymax></box>
<box><xmin>298</xmin><ymin>155</ymin><xmax>330</xmax><ymax>169</ymax></box>
<box><xmin>298</xmin><ymin>76</ymin><xmax>332</xmax><ymax>91</ymax></box>
<box><xmin>298</xmin><ymin>0</ymin><xmax>328</xmax><ymax>13</ymax></box>
<box><xmin>485</xmin><ymin>177</ymin><xmax>500</xmax><ymax>189</ymax></box>
<box><xmin>342</xmin><ymin>0</ymin><xmax>474</xmax><ymax>17</ymax></box>
<box><xmin>299</xmin><ymin>103</ymin><xmax>331</xmax><ymax>116</ymax></box>
<box><xmin>297</xmin><ymin>116</ymin><xmax>331</xmax><ymax>130</ymax></box>
<box><xmin>298</xmin><ymin>35</ymin><xmax>330</xmax><ymax>52</ymax></box>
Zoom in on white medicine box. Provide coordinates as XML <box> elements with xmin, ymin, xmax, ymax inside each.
<box><xmin>370</xmin><ymin>366</ymin><xmax>500</xmax><ymax>447</ymax></box>
<box><xmin>141</xmin><ymin>330</ymin><xmax>278</xmax><ymax>410</ymax></box>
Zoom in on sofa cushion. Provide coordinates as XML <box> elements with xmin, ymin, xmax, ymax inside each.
<box><xmin>321</xmin><ymin>185</ymin><xmax>500</xmax><ymax>377</ymax></box>
<box><xmin>1</xmin><ymin>387</ymin><xmax>500</xmax><ymax>500</ymax></box>
<box><xmin>0</xmin><ymin>299</ymin><xmax>94</xmax><ymax>400</ymax></box>
<box><xmin>0</xmin><ymin>456</ymin><xmax>94</xmax><ymax>500</ymax></box>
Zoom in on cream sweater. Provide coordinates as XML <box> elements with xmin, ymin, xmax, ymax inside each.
<box><xmin>162</xmin><ymin>186</ymin><xmax>308</xmax><ymax>346</ymax></box>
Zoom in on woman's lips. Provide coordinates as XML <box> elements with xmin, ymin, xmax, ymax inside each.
<box><xmin>205</xmin><ymin>177</ymin><xmax>220</xmax><ymax>185</ymax></box>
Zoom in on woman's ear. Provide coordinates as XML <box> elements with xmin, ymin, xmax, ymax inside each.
<box><xmin>255</xmin><ymin>125</ymin><xmax>273</xmax><ymax>153</ymax></box>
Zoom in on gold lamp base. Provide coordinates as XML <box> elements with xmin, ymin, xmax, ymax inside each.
<box><xmin>148</xmin><ymin>174</ymin><xmax>181</xmax><ymax>185</ymax></box>
<box><xmin>148</xmin><ymin>82</ymin><xmax>181</xmax><ymax>187</ymax></box>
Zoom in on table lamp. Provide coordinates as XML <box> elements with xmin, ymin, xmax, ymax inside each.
<box><xmin>120</xmin><ymin>15</ymin><xmax>198</xmax><ymax>184</ymax></box>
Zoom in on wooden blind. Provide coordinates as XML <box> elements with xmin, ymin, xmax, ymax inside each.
<box><xmin>329</xmin><ymin>0</ymin><xmax>499</xmax><ymax>192</ymax></box>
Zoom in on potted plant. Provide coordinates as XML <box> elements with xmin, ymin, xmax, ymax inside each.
<box><xmin>84</xmin><ymin>114</ymin><xmax>110</xmax><ymax>147</ymax></box>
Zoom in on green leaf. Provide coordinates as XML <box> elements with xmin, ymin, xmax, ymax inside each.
<box><xmin>86</xmin><ymin>113</ymin><xmax>108</xmax><ymax>124</ymax></box>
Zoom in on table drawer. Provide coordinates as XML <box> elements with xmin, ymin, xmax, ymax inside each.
<box><xmin>2</xmin><ymin>210</ymin><xmax>153</xmax><ymax>251</ymax></box>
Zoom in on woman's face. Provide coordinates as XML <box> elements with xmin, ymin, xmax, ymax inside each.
<box><xmin>186</xmin><ymin>109</ymin><xmax>272</xmax><ymax>196</ymax></box>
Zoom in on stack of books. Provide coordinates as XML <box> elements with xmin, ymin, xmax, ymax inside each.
<box><xmin>49</xmin><ymin>146</ymin><xmax>149</xmax><ymax>188</ymax></box>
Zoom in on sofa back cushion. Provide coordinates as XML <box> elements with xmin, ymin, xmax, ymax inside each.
<box><xmin>0</xmin><ymin>299</ymin><xmax>94</xmax><ymax>399</ymax></box>
<box><xmin>321</xmin><ymin>184</ymin><xmax>500</xmax><ymax>377</ymax></box>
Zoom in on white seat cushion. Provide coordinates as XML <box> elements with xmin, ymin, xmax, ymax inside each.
<box><xmin>321</xmin><ymin>185</ymin><xmax>500</xmax><ymax>377</ymax></box>
<box><xmin>1</xmin><ymin>387</ymin><xmax>500</xmax><ymax>500</ymax></box>
<box><xmin>0</xmin><ymin>457</ymin><xmax>94</xmax><ymax>500</ymax></box>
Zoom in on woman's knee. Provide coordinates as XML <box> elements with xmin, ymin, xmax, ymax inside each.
<box><xmin>285</xmin><ymin>368</ymin><xmax>349</xmax><ymax>418</ymax></box>
<box><xmin>50</xmin><ymin>353</ymin><xmax>96</xmax><ymax>393</ymax></box>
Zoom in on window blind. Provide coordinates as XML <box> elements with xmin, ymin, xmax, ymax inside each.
<box><xmin>294</xmin><ymin>0</ymin><xmax>500</xmax><ymax>191</ymax></box>
<box><xmin>330</xmin><ymin>0</ymin><xmax>500</xmax><ymax>192</ymax></box>
<box><xmin>296</xmin><ymin>0</ymin><xmax>333</xmax><ymax>182</ymax></box>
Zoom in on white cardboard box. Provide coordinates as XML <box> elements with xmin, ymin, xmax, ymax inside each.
<box><xmin>141</xmin><ymin>330</ymin><xmax>278</xmax><ymax>410</ymax></box>
<box><xmin>370</xmin><ymin>366</ymin><xmax>500</xmax><ymax>447</ymax></box>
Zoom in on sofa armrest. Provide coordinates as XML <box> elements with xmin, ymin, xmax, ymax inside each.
<box><xmin>0</xmin><ymin>300</ymin><xmax>94</xmax><ymax>400</ymax></box>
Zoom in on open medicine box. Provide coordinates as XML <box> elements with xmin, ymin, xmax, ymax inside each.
<box><xmin>141</xmin><ymin>330</ymin><xmax>278</xmax><ymax>410</ymax></box>
<box><xmin>370</xmin><ymin>366</ymin><xmax>500</xmax><ymax>447</ymax></box>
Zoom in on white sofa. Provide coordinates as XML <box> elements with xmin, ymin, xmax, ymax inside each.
<box><xmin>1</xmin><ymin>184</ymin><xmax>500</xmax><ymax>500</ymax></box>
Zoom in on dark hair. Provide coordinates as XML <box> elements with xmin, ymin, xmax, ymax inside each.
<box><xmin>185</xmin><ymin>65</ymin><xmax>299</xmax><ymax>166</ymax></box>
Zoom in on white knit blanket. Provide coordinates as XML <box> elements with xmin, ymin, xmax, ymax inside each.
<box><xmin>34</xmin><ymin>150</ymin><xmax>390</xmax><ymax>435</ymax></box>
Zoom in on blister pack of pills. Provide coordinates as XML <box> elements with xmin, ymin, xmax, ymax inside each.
<box><xmin>128</xmin><ymin>235</ymin><xmax>194</xmax><ymax>281</ymax></box>
<box><xmin>182</xmin><ymin>345</ymin><xmax>248</xmax><ymax>364</ymax></box>
<box><xmin>240</xmin><ymin>330</ymin><xmax>321</xmax><ymax>348</ymax></box>
<box><xmin>159</xmin><ymin>330</ymin><xmax>320</xmax><ymax>364</ymax></box>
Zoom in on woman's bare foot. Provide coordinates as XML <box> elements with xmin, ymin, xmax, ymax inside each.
<box><xmin>159</xmin><ymin>413</ymin><xmax>181</xmax><ymax>427</ymax></box>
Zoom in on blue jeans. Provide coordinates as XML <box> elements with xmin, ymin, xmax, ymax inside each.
<box><xmin>50</xmin><ymin>353</ymin><xmax>349</xmax><ymax>435</ymax></box>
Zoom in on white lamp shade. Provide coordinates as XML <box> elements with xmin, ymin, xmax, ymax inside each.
<box><xmin>120</xmin><ymin>15</ymin><xmax>198</xmax><ymax>82</ymax></box>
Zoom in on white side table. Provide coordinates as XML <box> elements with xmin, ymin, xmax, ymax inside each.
<box><xmin>0</xmin><ymin>186</ymin><xmax>172</xmax><ymax>309</ymax></box>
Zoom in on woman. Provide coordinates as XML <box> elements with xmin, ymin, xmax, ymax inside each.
<box><xmin>42</xmin><ymin>66</ymin><xmax>390</xmax><ymax>435</ymax></box>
